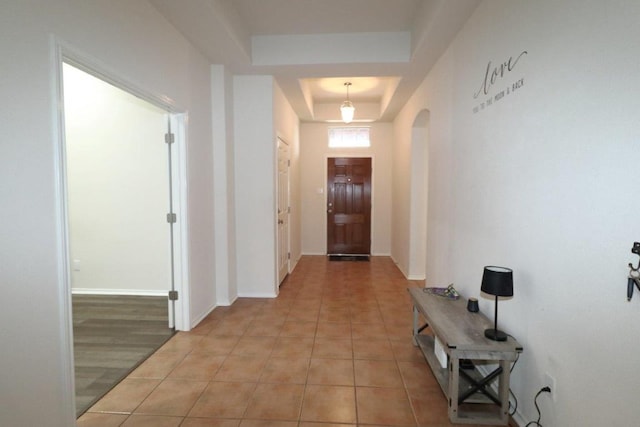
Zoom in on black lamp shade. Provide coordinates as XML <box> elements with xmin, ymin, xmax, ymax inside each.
<box><xmin>481</xmin><ymin>266</ymin><xmax>513</xmax><ymax>297</ymax></box>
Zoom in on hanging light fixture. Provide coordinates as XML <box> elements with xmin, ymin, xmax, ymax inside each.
<box><xmin>340</xmin><ymin>82</ymin><xmax>355</xmax><ymax>123</ymax></box>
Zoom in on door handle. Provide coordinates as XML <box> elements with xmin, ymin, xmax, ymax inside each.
<box><xmin>327</xmin><ymin>209</ymin><xmax>332</xmax><ymax>213</ymax></box>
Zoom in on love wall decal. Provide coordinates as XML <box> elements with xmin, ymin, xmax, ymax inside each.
<box><xmin>472</xmin><ymin>50</ymin><xmax>528</xmax><ymax>114</ymax></box>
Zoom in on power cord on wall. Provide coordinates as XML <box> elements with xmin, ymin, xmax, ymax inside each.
<box><xmin>492</xmin><ymin>357</ymin><xmax>552</xmax><ymax>426</ymax></box>
<box><xmin>493</xmin><ymin>339</ymin><xmax>552</xmax><ymax>425</ymax></box>
<box><xmin>508</xmin><ymin>352</ymin><xmax>520</xmax><ymax>416</ymax></box>
<box><xmin>524</xmin><ymin>386</ymin><xmax>552</xmax><ymax>427</ymax></box>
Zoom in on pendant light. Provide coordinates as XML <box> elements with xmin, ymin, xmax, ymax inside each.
<box><xmin>340</xmin><ymin>82</ymin><xmax>355</xmax><ymax>123</ymax></box>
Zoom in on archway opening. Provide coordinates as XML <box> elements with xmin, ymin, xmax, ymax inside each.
<box><xmin>408</xmin><ymin>109</ymin><xmax>430</xmax><ymax>280</ymax></box>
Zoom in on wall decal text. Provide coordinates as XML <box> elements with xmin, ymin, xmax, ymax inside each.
<box><xmin>473</xmin><ymin>50</ymin><xmax>528</xmax><ymax>114</ymax></box>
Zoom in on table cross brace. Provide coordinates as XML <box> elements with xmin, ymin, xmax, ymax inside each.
<box><xmin>458</xmin><ymin>365</ymin><xmax>503</xmax><ymax>406</ymax></box>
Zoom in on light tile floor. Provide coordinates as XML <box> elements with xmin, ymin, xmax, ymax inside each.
<box><xmin>78</xmin><ymin>256</ymin><xmax>505</xmax><ymax>427</ymax></box>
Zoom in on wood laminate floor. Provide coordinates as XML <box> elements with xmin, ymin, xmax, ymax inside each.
<box><xmin>73</xmin><ymin>295</ymin><xmax>175</xmax><ymax>417</ymax></box>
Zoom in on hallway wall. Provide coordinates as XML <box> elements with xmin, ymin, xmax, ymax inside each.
<box><xmin>300</xmin><ymin>123</ymin><xmax>393</xmax><ymax>256</ymax></box>
<box><xmin>393</xmin><ymin>0</ymin><xmax>640</xmax><ymax>425</ymax></box>
<box><xmin>0</xmin><ymin>1</ymin><xmax>214</xmax><ymax>425</ymax></box>
<box><xmin>211</xmin><ymin>65</ymin><xmax>237</xmax><ymax>306</ymax></box>
<box><xmin>233</xmin><ymin>76</ymin><xmax>300</xmax><ymax>298</ymax></box>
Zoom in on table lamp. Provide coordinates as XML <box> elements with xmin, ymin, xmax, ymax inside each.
<box><xmin>481</xmin><ymin>266</ymin><xmax>513</xmax><ymax>341</ymax></box>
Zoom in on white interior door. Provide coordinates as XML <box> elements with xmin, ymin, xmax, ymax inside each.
<box><xmin>277</xmin><ymin>137</ymin><xmax>290</xmax><ymax>284</ymax></box>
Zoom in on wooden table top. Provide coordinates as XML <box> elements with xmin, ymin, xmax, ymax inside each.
<box><xmin>408</xmin><ymin>287</ymin><xmax>522</xmax><ymax>353</ymax></box>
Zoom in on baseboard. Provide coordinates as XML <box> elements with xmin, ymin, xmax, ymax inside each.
<box><xmin>301</xmin><ymin>252</ymin><xmax>392</xmax><ymax>257</ymax></box>
<box><xmin>289</xmin><ymin>257</ymin><xmax>299</xmax><ymax>273</ymax></box>
<box><xmin>511</xmin><ymin>412</ymin><xmax>525</xmax><ymax>426</ymax></box>
<box><xmin>71</xmin><ymin>288</ymin><xmax>167</xmax><ymax>297</ymax></box>
<box><xmin>190</xmin><ymin>302</ymin><xmax>217</xmax><ymax>329</ymax></box>
<box><xmin>389</xmin><ymin>256</ymin><xmax>410</xmax><ymax>279</ymax></box>
<box><xmin>237</xmin><ymin>292</ymin><xmax>277</xmax><ymax>298</ymax></box>
<box><xmin>215</xmin><ymin>295</ymin><xmax>238</xmax><ymax>307</ymax></box>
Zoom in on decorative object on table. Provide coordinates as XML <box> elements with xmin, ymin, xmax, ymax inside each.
<box><xmin>423</xmin><ymin>284</ymin><xmax>460</xmax><ymax>300</ymax></box>
<box><xmin>480</xmin><ymin>266</ymin><xmax>513</xmax><ymax>341</ymax></box>
<box><xmin>627</xmin><ymin>241</ymin><xmax>640</xmax><ymax>301</ymax></box>
<box><xmin>466</xmin><ymin>297</ymin><xmax>479</xmax><ymax>312</ymax></box>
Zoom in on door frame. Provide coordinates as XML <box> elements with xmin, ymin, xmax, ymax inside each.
<box><xmin>276</xmin><ymin>136</ymin><xmax>290</xmax><ymax>284</ymax></box>
<box><xmin>324</xmin><ymin>154</ymin><xmax>375</xmax><ymax>255</ymax></box>
<box><xmin>52</xmin><ymin>41</ymin><xmax>190</xmax><ymax>419</ymax></box>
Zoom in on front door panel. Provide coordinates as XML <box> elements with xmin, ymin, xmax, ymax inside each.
<box><xmin>327</xmin><ymin>157</ymin><xmax>371</xmax><ymax>255</ymax></box>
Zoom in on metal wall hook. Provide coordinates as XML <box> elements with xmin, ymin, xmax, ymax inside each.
<box><xmin>627</xmin><ymin>242</ymin><xmax>640</xmax><ymax>301</ymax></box>
<box><xmin>630</xmin><ymin>241</ymin><xmax>640</xmax><ymax>272</ymax></box>
<box><xmin>628</xmin><ymin>277</ymin><xmax>640</xmax><ymax>301</ymax></box>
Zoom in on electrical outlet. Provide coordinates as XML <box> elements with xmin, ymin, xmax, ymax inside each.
<box><xmin>544</xmin><ymin>372</ymin><xmax>556</xmax><ymax>402</ymax></box>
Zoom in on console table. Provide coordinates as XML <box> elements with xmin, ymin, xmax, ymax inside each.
<box><xmin>408</xmin><ymin>287</ymin><xmax>522</xmax><ymax>425</ymax></box>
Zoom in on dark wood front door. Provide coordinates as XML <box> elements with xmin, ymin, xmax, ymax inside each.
<box><xmin>327</xmin><ymin>157</ymin><xmax>372</xmax><ymax>255</ymax></box>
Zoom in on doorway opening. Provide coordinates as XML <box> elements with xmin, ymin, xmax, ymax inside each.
<box><xmin>326</xmin><ymin>157</ymin><xmax>372</xmax><ymax>257</ymax></box>
<box><xmin>60</xmin><ymin>60</ymin><xmax>187</xmax><ymax>416</ymax></box>
<box><xmin>407</xmin><ymin>109</ymin><xmax>430</xmax><ymax>280</ymax></box>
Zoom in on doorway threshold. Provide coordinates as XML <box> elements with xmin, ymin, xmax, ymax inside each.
<box><xmin>328</xmin><ymin>254</ymin><xmax>370</xmax><ymax>262</ymax></box>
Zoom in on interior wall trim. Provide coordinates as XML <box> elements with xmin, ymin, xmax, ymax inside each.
<box><xmin>71</xmin><ymin>289</ymin><xmax>168</xmax><ymax>297</ymax></box>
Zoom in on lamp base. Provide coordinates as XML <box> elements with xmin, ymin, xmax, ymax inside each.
<box><xmin>484</xmin><ymin>328</ymin><xmax>508</xmax><ymax>341</ymax></box>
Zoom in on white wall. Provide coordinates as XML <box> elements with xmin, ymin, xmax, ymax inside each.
<box><xmin>233</xmin><ymin>76</ymin><xmax>300</xmax><ymax>298</ymax></box>
<box><xmin>212</xmin><ymin>64</ymin><xmax>238</xmax><ymax>306</ymax></box>
<box><xmin>0</xmin><ymin>1</ymin><xmax>214</xmax><ymax>425</ymax></box>
<box><xmin>233</xmin><ymin>76</ymin><xmax>277</xmax><ymax>297</ymax></box>
<box><xmin>64</xmin><ymin>64</ymin><xmax>170</xmax><ymax>295</ymax></box>
<box><xmin>393</xmin><ymin>0</ymin><xmax>640</xmax><ymax>425</ymax></box>
<box><xmin>184</xmin><ymin>45</ymin><xmax>216</xmax><ymax>326</ymax></box>
<box><xmin>392</xmin><ymin>121</ymin><xmax>410</xmax><ymax>273</ymax></box>
<box><xmin>393</xmin><ymin>70</ymin><xmax>454</xmax><ymax>281</ymax></box>
<box><xmin>300</xmin><ymin>123</ymin><xmax>393</xmax><ymax>256</ymax></box>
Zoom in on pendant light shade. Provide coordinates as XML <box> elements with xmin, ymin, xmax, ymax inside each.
<box><xmin>340</xmin><ymin>82</ymin><xmax>355</xmax><ymax>123</ymax></box>
<box><xmin>340</xmin><ymin>100</ymin><xmax>355</xmax><ymax>123</ymax></box>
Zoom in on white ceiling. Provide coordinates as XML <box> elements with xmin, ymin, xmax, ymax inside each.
<box><xmin>150</xmin><ymin>0</ymin><xmax>481</xmax><ymax>122</ymax></box>
<box><xmin>232</xmin><ymin>0</ymin><xmax>422</xmax><ymax>35</ymax></box>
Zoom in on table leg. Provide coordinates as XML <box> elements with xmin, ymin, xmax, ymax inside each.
<box><xmin>448</xmin><ymin>353</ymin><xmax>460</xmax><ymax>422</ymax></box>
<box><xmin>412</xmin><ymin>305</ymin><xmax>419</xmax><ymax>346</ymax></box>
<box><xmin>498</xmin><ymin>359</ymin><xmax>510</xmax><ymax>423</ymax></box>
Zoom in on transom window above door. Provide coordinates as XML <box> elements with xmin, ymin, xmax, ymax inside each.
<box><xmin>328</xmin><ymin>127</ymin><xmax>370</xmax><ymax>148</ymax></box>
